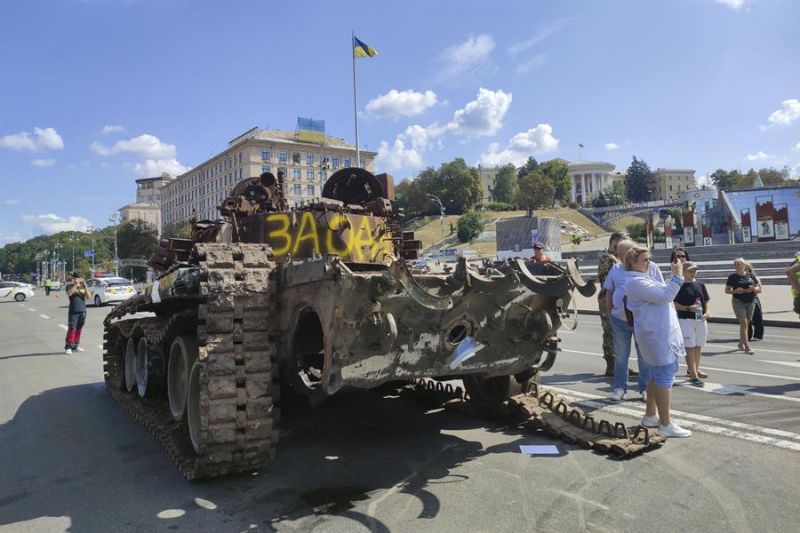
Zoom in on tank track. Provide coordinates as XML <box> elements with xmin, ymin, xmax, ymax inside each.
<box><xmin>400</xmin><ymin>380</ymin><xmax>665</xmax><ymax>457</ymax></box>
<box><xmin>103</xmin><ymin>243</ymin><xmax>279</xmax><ymax>480</ymax></box>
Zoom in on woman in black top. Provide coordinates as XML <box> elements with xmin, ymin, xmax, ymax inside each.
<box><xmin>725</xmin><ymin>257</ymin><xmax>761</xmax><ymax>354</ymax></box>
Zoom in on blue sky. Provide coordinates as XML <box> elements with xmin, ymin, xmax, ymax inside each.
<box><xmin>1</xmin><ymin>0</ymin><xmax>798</xmax><ymax>245</ymax></box>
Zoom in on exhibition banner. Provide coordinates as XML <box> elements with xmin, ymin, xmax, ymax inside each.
<box><xmin>755</xmin><ymin>195</ymin><xmax>775</xmax><ymax>241</ymax></box>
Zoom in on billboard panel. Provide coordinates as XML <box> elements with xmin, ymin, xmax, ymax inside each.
<box><xmin>740</xmin><ymin>209</ymin><xmax>752</xmax><ymax>242</ymax></box>
<box><xmin>755</xmin><ymin>195</ymin><xmax>775</xmax><ymax>241</ymax></box>
<box><xmin>774</xmin><ymin>203</ymin><xmax>789</xmax><ymax>240</ymax></box>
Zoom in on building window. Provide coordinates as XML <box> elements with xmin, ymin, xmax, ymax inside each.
<box><xmin>321</xmin><ymin>170</ymin><xmax>327</xmax><ymax>182</ymax></box>
<box><xmin>307</xmin><ymin>184</ymin><xmax>315</xmax><ymax>196</ymax></box>
<box><xmin>279</xmin><ymin>151</ymin><xmax>287</xmax><ymax>163</ymax></box>
<box><xmin>307</xmin><ymin>169</ymin><xmax>314</xmax><ymax>180</ymax></box>
<box><xmin>293</xmin><ymin>184</ymin><xmax>302</xmax><ymax>195</ymax></box>
<box><xmin>343</xmin><ymin>157</ymin><xmax>351</xmax><ymax>167</ymax></box>
<box><xmin>261</xmin><ymin>150</ymin><xmax>270</xmax><ymax>161</ymax></box>
<box><xmin>293</xmin><ymin>168</ymin><xmax>301</xmax><ymax>180</ymax></box>
<box><xmin>292</xmin><ymin>152</ymin><xmax>301</xmax><ymax>164</ymax></box>
<box><xmin>262</xmin><ymin>164</ymin><xmax>271</xmax><ymax>174</ymax></box>
<box><xmin>332</xmin><ymin>157</ymin><xmax>339</xmax><ymax>169</ymax></box>
<box><xmin>306</xmin><ymin>153</ymin><xmax>313</xmax><ymax>165</ymax></box>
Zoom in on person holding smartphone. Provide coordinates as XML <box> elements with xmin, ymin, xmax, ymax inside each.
<box><xmin>625</xmin><ymin>246</ymin><xmax>691</xmax><ymax>438</ymax></box>
<box><xmin>725</xmin><ymin>257</ymin><xmax>761</xmax><ymax>354</ymax></box>
<box><xmin>64</xmin><ymin>271</ymin><xmax>90</xmax><ymax>355</ymax></box>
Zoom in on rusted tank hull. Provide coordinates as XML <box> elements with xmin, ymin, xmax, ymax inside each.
<box><xmin>277</xmin><ymin>256</ymin><xmax>567</xmax><ymax>394</ymax></box>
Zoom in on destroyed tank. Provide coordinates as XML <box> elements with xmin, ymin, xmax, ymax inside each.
<box><xmin>102</xmin><ymin>167</ymin><xmax>595</xmax><ymax>479</ymax></box>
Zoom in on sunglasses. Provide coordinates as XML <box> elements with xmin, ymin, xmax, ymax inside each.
<box><xmin>676</xmin><ymin>254</ymin><xmax>686</xmax><ymax>258</ymax></box>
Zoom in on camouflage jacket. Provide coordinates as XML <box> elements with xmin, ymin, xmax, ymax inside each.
<box><xmin>596</xmin><ymin>252</ymin><xmax>618</xmax><ymax>297</ymax></box>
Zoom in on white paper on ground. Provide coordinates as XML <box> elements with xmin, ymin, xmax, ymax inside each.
<box><xmin>519</xmin><ymin>445</ymin><xmax>560</xmax><ymax>455</ymax></box>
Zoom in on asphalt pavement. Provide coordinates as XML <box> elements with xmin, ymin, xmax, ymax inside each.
<box><xmin>1</xmin><ymin>293</ymin><xmax>799</xmax><ymax>533</ymax></box>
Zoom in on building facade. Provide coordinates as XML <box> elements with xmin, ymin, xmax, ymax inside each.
<box><xmin>477</xmin><ymin>165</ymin><xmax>500</xmax><ymax>204</ymax></box>
<box><xmin>567</xmin><ymin>161</ymin><xmax>618</xmax><ymax>205</ymax></box>
<box><xmin>160</xmin><ymin>128</ymin><xmax>376</xmax><ymax>230</ymax></box>
<box><xmin>118</xmin><ymin>176</ymin><xmax>171</xmax><ymax>236</ymax></box>
<box><xmin>653</xmin><ymin>168</ymin><xmax>696</xmax><ymax>202</ymax></box>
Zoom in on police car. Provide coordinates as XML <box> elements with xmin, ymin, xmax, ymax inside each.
<box><xmin>0</xmin><ymin>281</ymin><xmax>35</xmax><ymax>302</ymax></box>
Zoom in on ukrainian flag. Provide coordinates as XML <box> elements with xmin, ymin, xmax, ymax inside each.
<box><xmin>353</xmin><ymin>36</ymin><xmax>378</xmax><ymax>58</ymax></box>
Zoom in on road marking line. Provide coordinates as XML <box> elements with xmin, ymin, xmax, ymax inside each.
<box><xmin>27</xmin><ymin>308</ymin><xmax>36</xmax><ymax>312</ymax></box>
<box><xmin>756</xmin><ymin>360</ymin><xmax>800</xmax><ymax>369</ymax></box>
<box><xmin>58</xmin><ymin>324</ymin><xmax>68</xmax><ymax>330</ymax></box>
<box><xmin>673</xmin><ymin>379</ymin><xmax>800</xmax><ymax>404</ymax></box>
<box><xmin>570</xmin><ymin>320</ymin><xmax>799</xmax><ymax>340</ymax></box>
<box><xmin>704</xmin><ymin>345</ymin><xmax>800</xmax><ymax>356</ymax></box>
<box><xmin>97</xmin><ymin>344</ymin><xmax>103</xmax><ymax>349</ymax></box>
<box><xmin>545</xmin><ymin>386</ymin><xmax>800</xmax><ymax>451</ymax></box>
<box><xmin>561</xmin><ymin>349</ymin><xmax>798</xmax><ymax>381</ymax></box>
<box><xmin>39</xmin><ymin>314</ymin><xmax>50</xmax><ymax>319</ymax></box>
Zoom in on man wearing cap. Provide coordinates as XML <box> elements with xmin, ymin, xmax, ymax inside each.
<box><xmin>787</xmin><ymin>252</ymin><xmax>800</xmax><ymax>317</ymax></box>
<box><xmin>597</xmin><ymin>232</ymin><xmax>626</xmax><ymax>376</ymax></box>
<box><xmin>531</xmin><ymin>242</ymin><xmax>552</xmax><ymax>263</ymax></box>
<box><xmin>64</xmin><ymin>271</ymin><xmax>91</xmax><ymax>355</ymax></box>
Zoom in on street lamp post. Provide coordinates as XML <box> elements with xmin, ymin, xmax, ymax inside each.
<box><xmin>109</xmin><ymin>213</ymin><xmax>120</xmax><ymax>277</ymax></box>
<box><xmin>86</xmin><ymin>225</ymin><xmax>96</xmax><ymax>273</ymax></box>
<box><xmin>426</xmin><ymin>193</ymin><xmax>445</xmax><ymax>243</ymax></box>
<box><xmin>70</xmin><ymin>232</ymin><xmax>76</xmax><ymax>272</ymax></box>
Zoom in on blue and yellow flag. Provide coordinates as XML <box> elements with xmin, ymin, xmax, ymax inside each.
<box><xmin>353</xmin><ymin>36</ymin><xmax>378</xmax><ymax>58</ymax></box>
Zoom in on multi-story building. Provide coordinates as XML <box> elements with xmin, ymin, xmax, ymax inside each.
<box><xmin>118</xmin><ymin>175</ymin><xmax>171</xmax><ymax>236</ymax></box>
<box><xmin>477</xmin><ymin>165</ymin><xmax>500</xmax><ymax>204</ymax></box>
<box><xmin>567</xmin><ymin>160</ymin><xmax>619</xmax><ymax>205</ymax></box>
<box><xmin>653</xmin><ymin>168</ymin><xmax>696</xmax><ymax>202</ymax></box>
<box><xmin>160</xmin><ymin>127</ymin><xmax>376</xmax><ymax>230</ymax></box>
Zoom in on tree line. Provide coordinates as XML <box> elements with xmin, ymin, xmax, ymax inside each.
<box><xmin>0</xmin><ymin>219</ymin><xmax>159</xmax><ymax>278</ymax></box>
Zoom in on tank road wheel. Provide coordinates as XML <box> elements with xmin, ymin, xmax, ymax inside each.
<box><xmin>186</xmin><ymin>360</ymin><xmax>204</xmax><ymax>453</ymax></box>
<box><xmin>463</xmin><ymin>374</ymin><xmax>528</xmax><ymax>410</ymax></box>
<box><xmin>168</xmin><ymin>334</ymin><xmax>198</xmax><ymax>421</ymax></box>
<box><xmin>124</xmin><ymin>337</ymin><xmax>137</xmax><ymax>392</ymax></box>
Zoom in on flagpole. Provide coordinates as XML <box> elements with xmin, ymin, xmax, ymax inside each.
<box><xmin>352</xmin><ymin>30</ymin><xmax>361</xmax><ymax>168</ymax></box>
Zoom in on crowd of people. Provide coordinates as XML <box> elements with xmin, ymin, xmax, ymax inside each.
<box><xmin>593</xmin><ymin>234</ymin><xmax>796</xmax><ymax>439</ymax></box>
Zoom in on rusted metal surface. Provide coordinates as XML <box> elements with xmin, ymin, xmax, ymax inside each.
<box><xmin>400</xmin><ymin>379</ymin><xmax>665</xmax><ymax>458</ymax></box>
<box><xmin>102</xmin><ymin>167</ymin><xmax>600</xmax><ymax>479</ymax></box>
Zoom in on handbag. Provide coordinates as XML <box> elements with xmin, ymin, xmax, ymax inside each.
<box><xmin>623</xmin><ymin>295</ymin><xmax>634</xmax><ymax>327</ymax></box>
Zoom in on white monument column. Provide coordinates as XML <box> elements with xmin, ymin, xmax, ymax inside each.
<box><xmin>570</xmin><ymin>174</ymin><xmax>576</xmax><ymax>202</ymax></box>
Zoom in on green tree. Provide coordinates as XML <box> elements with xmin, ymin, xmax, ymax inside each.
<box><xmin>625</xmin><ymin>156</ymin><xmax>656</xmax><ymax>202</ymax></box>
<box><xmin>162</xmin><ymin>221</ymin><xmax>192</xmax><ymax>239</ymax></box>
<box><xmin>397</xmin><ymin>158</ymin><xmax>481</xmax><ymax>217</ymax></box>
<box><xmin>592</xmin><ymin>192</ymin><xmax>609</xmax><ymax>208</ymax></box>
<box><xmin>539</xmin><ymin>159</ymin><xmax>571</xmax><ymax>206</ymax></box>
<box><xmin>117</xmin><ymin>220</ymin><xmax>159</xmax><ymax>259</ymax></box>
<box><xmin>517</xmin><ymin>156</ymin><xmax>539</xmax><ymax>179</ymax></box>
<box><xmin>517</xmin><ymin>171</ymin><xmax>555</xmax><ymax>216</ymax></box>
<box><xmin>490</xmin><ymin>164</ymin><xmax>518</xmax><ymax>204</ymax></box>
<box><xmin>603</xmin><ymin>181</ymin><xmax>627</xmax><ymax>206</ymax></box>
<box><xmin>710</xmin><ymin>168</ymin><xmax>744</xmax><ymax>190</ymax></box>
<box><xmin>758</xmin><ymin>166</ymin><xmax>791</xmax><ymax>186</ymax></box>
<box><xmin>456</xmin><ymin>211</ymin><xmax>484</xmax><ymax>243</ymax></box>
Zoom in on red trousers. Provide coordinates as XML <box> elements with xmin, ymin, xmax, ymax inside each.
<box><xmin>65</xmin><ymin>312</ymin><xmax>86</xmax><ymax>349</ymax></box>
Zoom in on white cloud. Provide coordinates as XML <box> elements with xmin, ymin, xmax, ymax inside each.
<box><xmin>604</xmin><ymin>143</ymin><xmax>620</xmax><ymax>151</ymax></box>
<box><xmin>4</xmin><ymin>199</ymin><xmax>20</xmax><ymax>206</ymax></box>
<box><xmin>437</xmin><ymin>34</ymin><xmax>495</xmax><ymax>81</ymax></box>
<box><xmin>793</xmin><ymin>142</ymin><xmax>800</xmax><ymax>152</ymax></box>
<box><xmin>0</xmin><ymin>127</ymin><xmax>64</xmax><ymax>151</ymax></box>
<box><xmin>102</xmin><ymin>124</ymin><xmax>127</xmax><ymax>135</ymax></box>
<box><xmin>514</xmin><ymin>53</ymin><xmax>549</xmax><ymax>76</ymax></box>
<box><xmin>22</xmin><ymin>213</ymin><xmax>92</xmax><ymax>235</ymax></box>
<box><xmin>0</xmin><ymin>229</ymin><xmax>22</xmax><ymax>246</ymax></box>
<box><xmin>31</xmin><ymin>159</ymin><xmax>55</xmax><ymax>167</ymax></box>
<box><xmin>365</xmin><ymin>90</ymin><xmax>439</xmax><ymax>119</ymax></box>
<box><xmin>791</xmin><ymin>163</ymin><xmax>800</xmax><ymax>179</ymax></box>
<box><xmin>744</xmin><ymin>151</ymin><xmax>770</xmax><ymax>161</ymax></box>
<box><xmin>375</xmin><ymin>139</ymin><xmax>424</xmax><ymax>171</ymax></box>
<box><xmin>132</xmin><ymin>158</ymin><xmax>190</xmax><ymax>178</ymax></box>
<box><xmin>763</xmin><ymin>99</ymin><xmax>800</xmax><ymax>129</ymax></box>
<box><xmin>715</xmin><ymin>0</ymin><xmax>746</xmax><ymax>10</ymax></box>
<box><xmin>479</xmin><ymin>124</ymin><xmax>560</xmax><ymax>167</ymax></box>
<box><xmin>91</xmin><ymin>133</ymin><xmax>177</xmax><ymax>159</ymax></box>
<box><xmin>508</xmin><ymin>20</ymin><xmax>566</xmax><ymax>55</ymax></box>
<box><xmin>449</xmin><ymin>88</ymin><xmax>512</xmax><ymax>138</ymax></box>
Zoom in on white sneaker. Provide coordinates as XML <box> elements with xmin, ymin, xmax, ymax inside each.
<box><xmin>641</xmin><ymin>390</ymin><xmax>648</xmax><ymax>403</ymax></box>
<box><xmin>64</xmin><ymin>348</ymin><xmax>72</xmax><ymax>355</ymax></box>
<box><xmin>76</xmin><ymin>347</ymin><xmax>85</xmax><ymax>352</ymax></box>
<box><xmin>641</xmin><ymin>414</ymin><xmax>659</xmax><ymax>428</ymax></box>
<box><xmin>609</xmin><ymin>388</ymin><xmax>625</xmax><ymax>402</ymax></box>
<box><xmin>658</xmin><ymin>423</ymin><xmax>692</xmax><ymax>438</ymax></box>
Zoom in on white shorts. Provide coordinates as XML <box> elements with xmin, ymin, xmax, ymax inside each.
<box><xmin>679</xmin><ymin>318</ymin><xmax>708</xmax><ymax>348</ymax></box>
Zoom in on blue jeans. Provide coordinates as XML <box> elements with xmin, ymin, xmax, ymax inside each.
<box><xmin>609</xmin><ymin>315</ymin><xmax>650</xmax><ymax>393</ymax></box>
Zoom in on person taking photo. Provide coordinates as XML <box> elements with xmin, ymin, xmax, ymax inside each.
<box><xmin>65</xmin><ymin>272</ymin><xmax>90</xmax><ymax>355</ymax></box>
